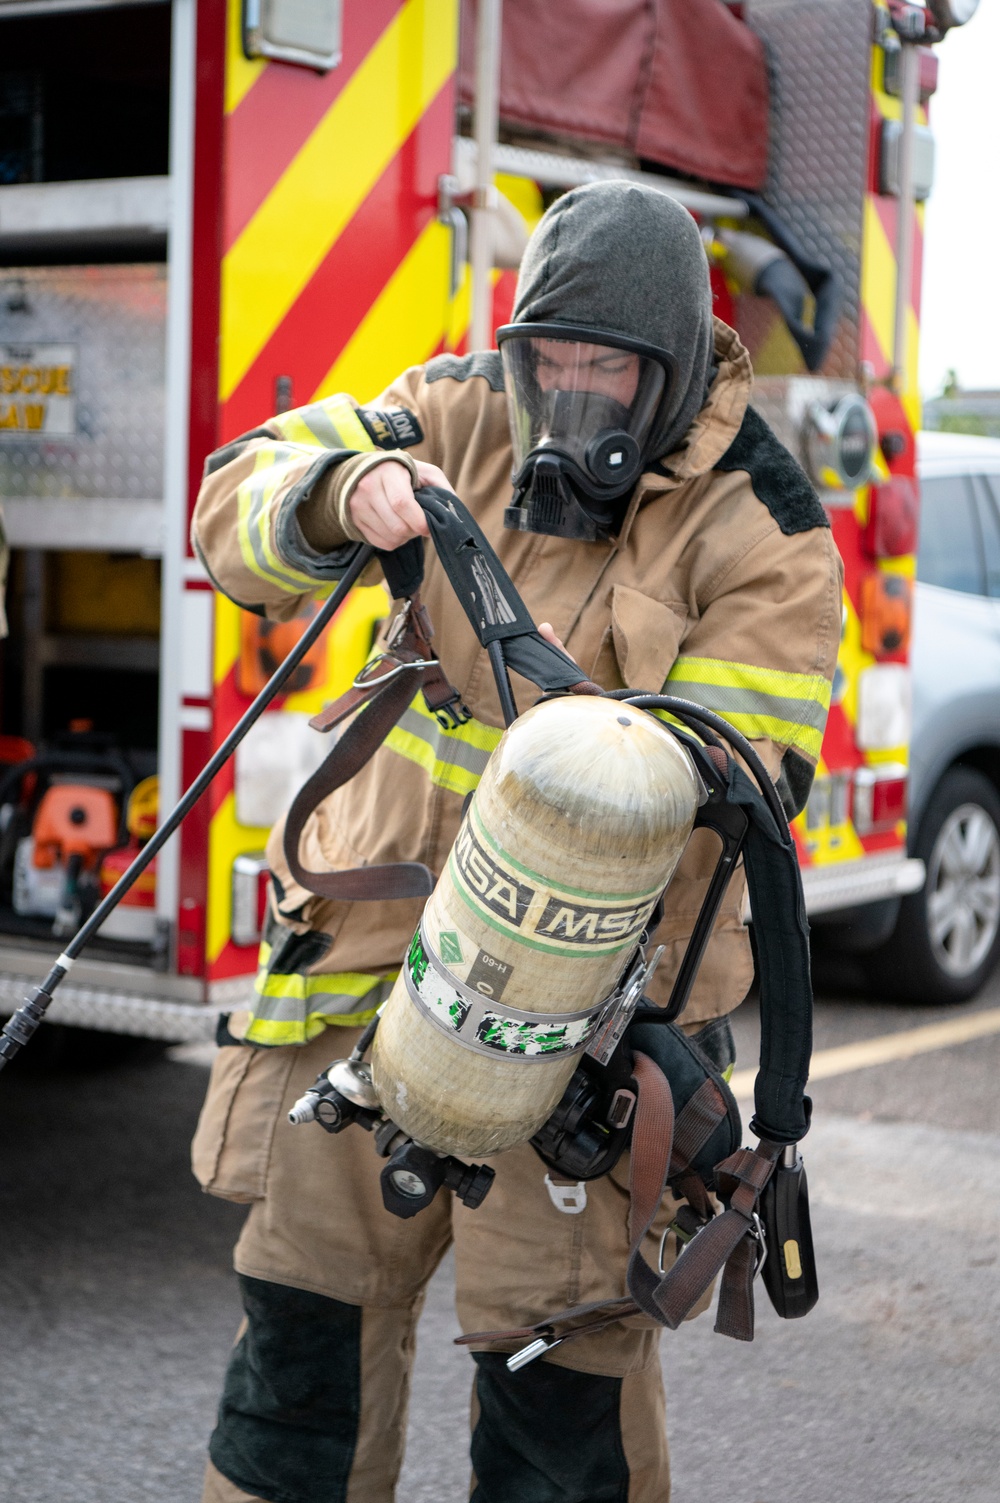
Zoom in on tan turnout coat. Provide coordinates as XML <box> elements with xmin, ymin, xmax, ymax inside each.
<box><xmin>193</xmin><ymin>322</ymin><xmax>842</xmax><ymax>1046</ymax></box>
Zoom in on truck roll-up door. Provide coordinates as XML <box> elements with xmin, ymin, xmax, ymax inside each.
<box><xmin>456</xmin><ymin>0</ymin><xmax>769</xmax><ymax>191</ymax></box>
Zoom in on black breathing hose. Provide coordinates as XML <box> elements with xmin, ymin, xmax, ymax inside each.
<box><xmin>608</xmin><ymin>690</ymin><xmax>791</xmax><ymax>835</ymax></box>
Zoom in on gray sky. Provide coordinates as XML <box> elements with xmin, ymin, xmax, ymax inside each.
<box><xmin>919</xmin><ymin>2</ymin><xmax>1000</xmax><ymax>397</ymax></box>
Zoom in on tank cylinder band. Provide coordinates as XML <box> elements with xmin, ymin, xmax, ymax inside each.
<box><xmin>403</xmin><ymin>922</ymin><xmax>616</xmax><ymax>1060</ymax></box>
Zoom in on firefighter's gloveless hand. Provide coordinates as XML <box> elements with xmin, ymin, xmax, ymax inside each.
<box><xmin>348</xmin><ymin>461</ymin><xmax>573</xmax><ymax>661</ymax></box>
<box><xmin>348</xmin><ymin>459</ymin><xmax>450</xmax><ymax>550</ymax></box>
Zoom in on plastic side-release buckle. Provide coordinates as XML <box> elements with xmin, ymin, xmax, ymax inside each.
<box><xmin>430</xmin><ymin>693</ymin><xmax>472</xmax><ymax>730</ymax></box>
<box><xmin>544</xmin><ymin>1175</ymin><xmax>588</xmax><ymax>1214</ymax></box>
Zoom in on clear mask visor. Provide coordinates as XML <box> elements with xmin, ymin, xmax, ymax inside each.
<box><xmin>499</xmin><ymin>332</ymin><xmax>669</xmax><ymax>491</ymax></box>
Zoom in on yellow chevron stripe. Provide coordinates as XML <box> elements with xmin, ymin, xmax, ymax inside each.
<box><xmin>861</xmin><ymin>197</ymin><xmax>923</xmax><ymax>411</ymax></box>
<box><xmin>207</xmin><ymin>791</ymin><xmax>269</xmax><ymax>964</ymax></box>
<box><xmin>313</xmin><ymin>220</ymin><xmax>453</xmax><ymax>402</ymax></box>
<box><xmin>220</xmin><ymin>0</ymin><xmax>457</xmax><ymax>402</ymax></box>
<box><xmin>226</xmin><ymin>0</ymin><xmax>267</xmax><ymax>114</ymax></box>
<box><xmin>861</xmin><ymin>196</ymin><xmax>896</xmax><ymax>367</ymax></box>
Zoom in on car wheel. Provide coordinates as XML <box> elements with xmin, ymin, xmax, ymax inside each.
<box><xmin>865</xmin><ymin>767</ymin><xmax>1000</xmax><ymax>1004</ymax></box>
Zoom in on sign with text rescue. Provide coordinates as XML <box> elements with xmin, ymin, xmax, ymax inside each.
<box><xmin>0</xmin><ymin>343</ymin><xmax>76</xmax><ymax>437</ymax></box>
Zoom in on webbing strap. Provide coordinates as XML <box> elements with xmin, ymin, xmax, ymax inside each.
<box><xmin>457</xmin><ymin>1054</ymin><xmax>780</xmax><ymax>1354</ymax></box>
<box><xmin>283</xmin><ymin>666</ymin><xmax>436</xmax><ymax>902</ymax></box>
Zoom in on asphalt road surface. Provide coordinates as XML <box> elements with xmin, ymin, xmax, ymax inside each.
<box><xmin>2</xmin><ymin>973</ymin><xmax>999</xmax><ymax>1503</ymax></box>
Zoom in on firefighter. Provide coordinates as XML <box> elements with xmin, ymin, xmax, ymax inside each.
<box><xmin>191</xmin><ymin>181</ymin><xmax>842</xmax><ymax>1503</ymax></box>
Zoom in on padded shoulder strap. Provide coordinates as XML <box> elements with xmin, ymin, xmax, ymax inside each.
<box><xmin>391</xmin><ymin>485</ymin><xmax>596</xmax><ymax>694</ymax></box>
<box><xmin>727</xmin><ymin>760</ymin><xmax>813</xmax><ymax>1144</ymax></box>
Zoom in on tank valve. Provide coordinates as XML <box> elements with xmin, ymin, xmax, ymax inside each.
<box><xmin>289</xmin><ymin>1058</ymin><xmax>382</xmax><ymax>1133</ymax></box>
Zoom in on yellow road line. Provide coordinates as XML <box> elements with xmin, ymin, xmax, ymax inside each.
<box><xmin>730</xmin><ymin>1006</ymin><xmax>1000</xmax><ymax>1098</ymax></box>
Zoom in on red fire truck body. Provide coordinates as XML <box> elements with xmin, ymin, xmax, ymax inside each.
<box><xmin>0</xmin><ymin>0</ymin><xmax>948</xmax><ymax>1038</ymax></box>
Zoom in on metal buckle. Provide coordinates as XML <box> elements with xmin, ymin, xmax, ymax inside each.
<box><xmin>749</xmin><ymin>1211</ymin><xmax>768</xmax><ymax>1279</ymax></box>
<box><xmin>585</xmin><ymin>944</ymin><xmax>665</xmax><ymax>1066</ymax></box>
<box><xmin>507</xmin><ymin>1333</ymin><xmax>562</xmax><ymax>1372</ymax></box>
<box><xmin>384</xmin><ymin>599</ymin><xmax>414</xmax><ymax>650</ymax></box>
<box><xmin>352</xmin><ymin>654</ymin><xmax>435</xmax><ymax>691</ymax></box>
<box><xmin>657</xmin><ymin>1214</ymin><xmax>702</xmax><ymax>1275</ymax></box>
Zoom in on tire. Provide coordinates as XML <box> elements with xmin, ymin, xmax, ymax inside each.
<box><xmin>865</xmin><ymin>766</ymin><xmax>1000</xmax><ymax>1004</ymax></box>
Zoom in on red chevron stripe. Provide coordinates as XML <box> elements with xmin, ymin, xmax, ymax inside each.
<box><xmin>224</xmin><ymin>0</ymin><xmax>404</xmax><ymax>252</ymax></box>
<box><xmin>220</xmin><ymin>80</ymin><xmax>452</xmax><ymax>441</ymax></box>
<box><xmin>211</xmin><ymin>936</ymin><xmax>261</xmax><ymax>983</ymax></box>
<box><xmin>822</xmin><ymin>702</ymin><xmax>863</xmax><ymax>772</ymax></box>
<box><xmin>830</xmin><ymin>511</ymin><xmax>864</xmax><ymax>608</ymax></box>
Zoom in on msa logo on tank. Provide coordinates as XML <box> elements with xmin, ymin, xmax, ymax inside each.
<box><xmin>451</xmin><ymin>808</ymin><xmax>660</xmax><ymax>954</ymax></box>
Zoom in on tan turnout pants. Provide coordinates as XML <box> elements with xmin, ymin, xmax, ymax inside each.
<box><xmin>194</xmin><ymin>1027</ymin><xmax>703</xmax><ymax>1502</ymax></box>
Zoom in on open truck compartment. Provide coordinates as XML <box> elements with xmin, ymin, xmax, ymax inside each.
<box><xmin>0</xmin><ymin>0</ymin><xmax>175</xmax><ymax>1027</ymax></box>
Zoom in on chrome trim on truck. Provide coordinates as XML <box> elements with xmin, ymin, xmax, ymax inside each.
<box><xmin>800</xmin><ymin>852</ymin><xmax>925</xmax><ymax>915</ymax></box>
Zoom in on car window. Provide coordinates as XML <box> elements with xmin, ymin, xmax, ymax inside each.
<box><xmin>971</xmin><ymin>477</ymin><xmax>1000</xmax><ymax>598</ymax></box>
<box><xmin>917</xmin><ymin>476</ymin><xmax>985</xmax><ymax>594</ymax></box>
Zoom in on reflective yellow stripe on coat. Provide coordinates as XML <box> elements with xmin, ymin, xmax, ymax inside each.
<box><xmin>245</xmin><ymin>941</ymin><xmax>398</xmax><ymax>1046</ymax></box>
<box><xmin>665</xmin><ymin>655</ymin><xmax>832</xmax><ymax>760</ymax></box>
<box><xmin>384</xmin><ymin>692</ymin><xmax>503</xmax><ymax>797</ymax></box>
<box><xmin>235</xmin><ymin>395</ymin><xmax>378</xmax><ymax>599</ymax></box>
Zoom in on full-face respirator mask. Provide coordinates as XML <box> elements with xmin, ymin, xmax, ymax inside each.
<box><xmin>497</xmin><ymin>322</ymin><xmax>677</xmax><ymax>541</ymax></box>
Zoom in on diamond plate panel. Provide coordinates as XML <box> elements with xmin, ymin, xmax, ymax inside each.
<box><xmin>742</xmin><ymin>0</ymin><xmax>873</xmax><ymax>379</ymax></box>
<box><xmin>0</xmin><ymin>973</ymin><xmax>217</xmax><ymax>1040</ymax></box>
<box><xmin>0</xmin><ymin>263</ymin><xmax>166</xmax><ymax>503</ymax></box>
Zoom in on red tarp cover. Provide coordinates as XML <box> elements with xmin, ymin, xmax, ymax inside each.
<box><xmin>459</xmin><ymin>0</ymin><xmax>770</xmax><ymax>192</ymax></box>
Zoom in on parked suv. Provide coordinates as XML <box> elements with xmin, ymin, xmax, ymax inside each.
<box><xmin>822</xmin><ymin>431</ymin><xmax>1000</xmax><ymax>1003</ymax></box>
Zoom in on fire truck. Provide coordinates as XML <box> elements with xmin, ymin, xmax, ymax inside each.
<box><xmin>0</xmin><ymin>0</ymin><xmax>973</xmax><ymax>1045</ymax></box>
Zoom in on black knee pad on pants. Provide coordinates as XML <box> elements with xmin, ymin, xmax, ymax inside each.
<box><xmin>210</xmin><ymin>1274</ymin><xmax>362</xmax><ymax>1503</ymax></box>
<box><xmin>470</xmin><ymin>1352</ymin><xmax>630</xmax><ymax>1503</ymax></box>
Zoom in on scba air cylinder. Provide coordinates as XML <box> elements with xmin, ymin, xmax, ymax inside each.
<box><xmin>371</xmin><ymin>695</ymin><xmax>701</xmax><ymax>1158</ymax></box>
